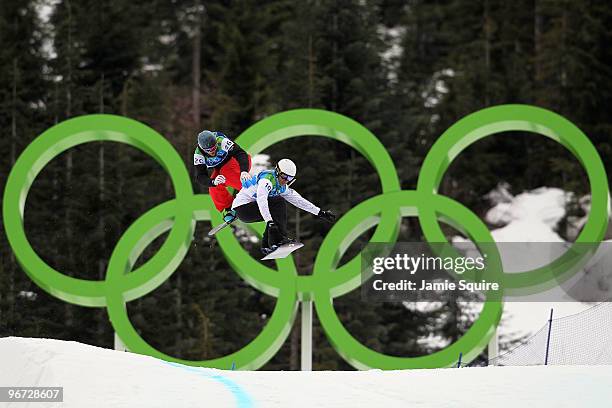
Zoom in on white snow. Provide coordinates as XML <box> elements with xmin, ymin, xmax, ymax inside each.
<box><xmin>485</xmin><ymin>187</ymin><xmax>567</xmax><ymax>234</ymax></box>
<box><xmin>1</xmin><ymin>337</ymin><xmax>611</xmax><ymax>407</ymax></box>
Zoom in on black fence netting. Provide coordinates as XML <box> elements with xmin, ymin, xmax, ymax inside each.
<box><xmin>461</xmin><ymin>302</ymin><xmax>612</xmax><ymax>367</ymax></box>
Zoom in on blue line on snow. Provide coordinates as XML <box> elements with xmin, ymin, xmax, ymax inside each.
<box><xmin>164</xmin><ymin>361</ymin><xmax>254</xmax><ymax>408</ymax></box>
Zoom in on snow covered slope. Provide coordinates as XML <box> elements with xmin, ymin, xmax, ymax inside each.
<box><xmin>1</xmin><ymin>337</ymin><xmax>611</xmax><ymax>408</ymax></box>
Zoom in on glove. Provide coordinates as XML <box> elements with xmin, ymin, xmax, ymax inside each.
<box><xmin>318</xmin><ymin>209</ymin><xmax>336</xmax><ymax>223</ymax></box>
<box><xmin>240</xmin><ymin>171</ymin><xmax>251</xmax><ymax>184</ymax></box>
<box><xmin>212</xmin><ymin>175</ymin><xmax>226</xmax><ymax>186</ymax></box>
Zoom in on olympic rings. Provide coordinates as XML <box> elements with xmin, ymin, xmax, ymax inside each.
<box><xmin>3</xmin><ymin>105</ymin><xmax>608</xmax><ymax>370</ymax></box>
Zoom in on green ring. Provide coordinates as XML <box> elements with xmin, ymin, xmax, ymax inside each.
<box><xmin>234</xmin><ymin>109</ymin><xmax>402</xmax><ymax>300</ymax></box>
<box><xmin>105</xmin><ymin>194</ymin><xmax>298</xmax><ymax>370</ymax></box>
<box><xmin>314</xmin><ymin>191</ymin><xmax>504</xmax><ymax>369</ymax></box>
<box><xmin>2</xmin><ymin>115</ymin><xmax>195</xmax><ymax>306</ymax></box>
<box><xmin>417</xmin><ymin>105</ymin><xmax>609</xmax><ymax>292</ymax></box>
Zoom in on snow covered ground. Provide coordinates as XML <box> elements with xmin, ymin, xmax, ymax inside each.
<box><xmin>1</xmin><ymin>337</ymin><xmax>611</xmax><ymax>408</ymax></box>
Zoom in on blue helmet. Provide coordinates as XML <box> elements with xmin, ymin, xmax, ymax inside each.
<box><xmin>197</xmin><ymin>130</ymin><xmax>216</xmax><ymax>150</ymax></box>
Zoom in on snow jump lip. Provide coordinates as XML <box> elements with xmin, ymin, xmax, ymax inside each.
<box><xmin>164</xmin><ymin>362</ymin><xmax>253</xmax><ymax>408</ymax></box>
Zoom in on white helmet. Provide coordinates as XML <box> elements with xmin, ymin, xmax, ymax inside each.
<box><xmin>275</xmin><ymin>158</ymin><xmax>297</xmax><ymax>182</ymax></box>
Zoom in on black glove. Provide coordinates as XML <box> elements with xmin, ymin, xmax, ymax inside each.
<box><xmin>317</xmin><ymin>209</ymin><xmax>336</xmax><ymax>223</ymax></box>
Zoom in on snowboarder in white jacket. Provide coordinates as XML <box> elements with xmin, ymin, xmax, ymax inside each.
<box><xmin>232</xmin><ymin>158</ymin><xmax>336</xmax><ymax>254</ymax></box>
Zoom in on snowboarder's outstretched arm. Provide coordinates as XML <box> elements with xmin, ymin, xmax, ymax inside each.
<box><xmin>280</xmin><ymin>188</ymin><xmax>319</xmax><ymax>215</ymax></box>
<box><xmin>281</xmin><ymin>188</ymin><xmax>336</xmax><ymax>222</ymax></box>
<box><xmin>254</xmin><ymin>179</ymin><xmax>336</xmax><ymax>224</ymax></box>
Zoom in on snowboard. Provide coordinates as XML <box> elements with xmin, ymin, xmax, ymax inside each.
<box><xmin>261</xmin><ymin>242</ymin><xmax>304</xmax><ymax>260</ymax></box>
<box><xmin>208</xmin><ymin>220</ymin><xmax>234</xmax><ymax>236</ymax></box>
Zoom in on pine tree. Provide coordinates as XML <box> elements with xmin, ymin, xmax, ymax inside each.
<box><xmin>0</xmin><ymin>0</ymin><xmax>53</xmax><ymax>339</ymax></box>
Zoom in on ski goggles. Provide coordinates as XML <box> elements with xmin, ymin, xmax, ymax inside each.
<box><xmin>201</xmin><ymin>145</ymin><xmax>217</xmax><ymax>154</ymax></box>
<box><xmin>278</xmin><ymin>173</ymin><xmax>295</xmax><ymax>182</ymax></box>
<box><xmin>275</xmin><ymin>167</ymin><xmax>296</xmax><ymax>182</ymax></box>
